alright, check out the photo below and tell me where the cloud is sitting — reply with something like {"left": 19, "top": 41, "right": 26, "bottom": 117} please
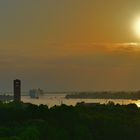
{"left": 0, "top": 42, "right": 140, "bottom": 69}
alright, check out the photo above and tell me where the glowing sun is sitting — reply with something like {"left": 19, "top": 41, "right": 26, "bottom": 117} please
{"left": 133, "top": 18, "right": 140, "bottom": 38}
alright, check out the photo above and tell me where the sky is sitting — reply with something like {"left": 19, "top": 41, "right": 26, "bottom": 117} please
{"left": 1, "top": 0, "right": 140, "bottom": 92}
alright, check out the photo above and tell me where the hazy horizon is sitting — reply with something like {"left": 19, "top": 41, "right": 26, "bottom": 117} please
{"left": 1, "top": 1, "right": 140, "bottom": 91}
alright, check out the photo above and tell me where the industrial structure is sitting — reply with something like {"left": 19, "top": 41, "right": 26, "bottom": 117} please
{"left": 13, "top": 79, "right": 21, "bottom": 102}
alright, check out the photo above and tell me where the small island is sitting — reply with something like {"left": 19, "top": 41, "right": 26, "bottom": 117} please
{"left": 65, "top": 91, "right": 140, "bottom": 100}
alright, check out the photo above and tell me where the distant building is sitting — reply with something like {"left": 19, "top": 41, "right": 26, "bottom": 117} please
{"left": 29, "top": 89, "right": 39, "bottom": 99}
{"left": 13, "top": 79, "right": 21, "bottom": 102}
{"left": 29, "top": 88, "right": 44, "bottom": 99}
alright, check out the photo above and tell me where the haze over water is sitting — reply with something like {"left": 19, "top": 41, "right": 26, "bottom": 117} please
{"left": 21, "top": 93, "right": 140, "bottom": 108}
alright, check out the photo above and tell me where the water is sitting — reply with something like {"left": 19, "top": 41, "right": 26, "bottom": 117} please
{"left": 21, "top": 93, "right": 140, "bottom": 108}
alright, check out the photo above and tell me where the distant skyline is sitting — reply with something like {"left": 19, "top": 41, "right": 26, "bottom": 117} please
{"left": 1, "top": 1, "right": 140, "bottom": 91}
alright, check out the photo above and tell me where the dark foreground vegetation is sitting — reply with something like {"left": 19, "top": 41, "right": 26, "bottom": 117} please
{"left": 0, "top": 102, "right": 140, "bottom": 140}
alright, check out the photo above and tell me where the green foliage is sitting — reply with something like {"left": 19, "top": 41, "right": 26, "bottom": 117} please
{"left": 0, "top": 102, "right": 139, "bottom": 139}
{"left": 20, "top": 127, "right": 40, "bottom": 140}
{"left": 0, "top": 136, "right": 21, "bottom": 140}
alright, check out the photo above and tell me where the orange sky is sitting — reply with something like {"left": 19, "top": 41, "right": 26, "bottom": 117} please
{"left": 1, "top": 1, "right": 140, "bottom": 91}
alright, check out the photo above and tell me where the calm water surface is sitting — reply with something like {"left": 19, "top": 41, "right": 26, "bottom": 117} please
{"left": 21, "top": 93, "right": 140, "bottom": 108}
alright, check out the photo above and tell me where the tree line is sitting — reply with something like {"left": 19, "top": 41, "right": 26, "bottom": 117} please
{"left": 0, "top": 101, "right": 139, "bottom": 140}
